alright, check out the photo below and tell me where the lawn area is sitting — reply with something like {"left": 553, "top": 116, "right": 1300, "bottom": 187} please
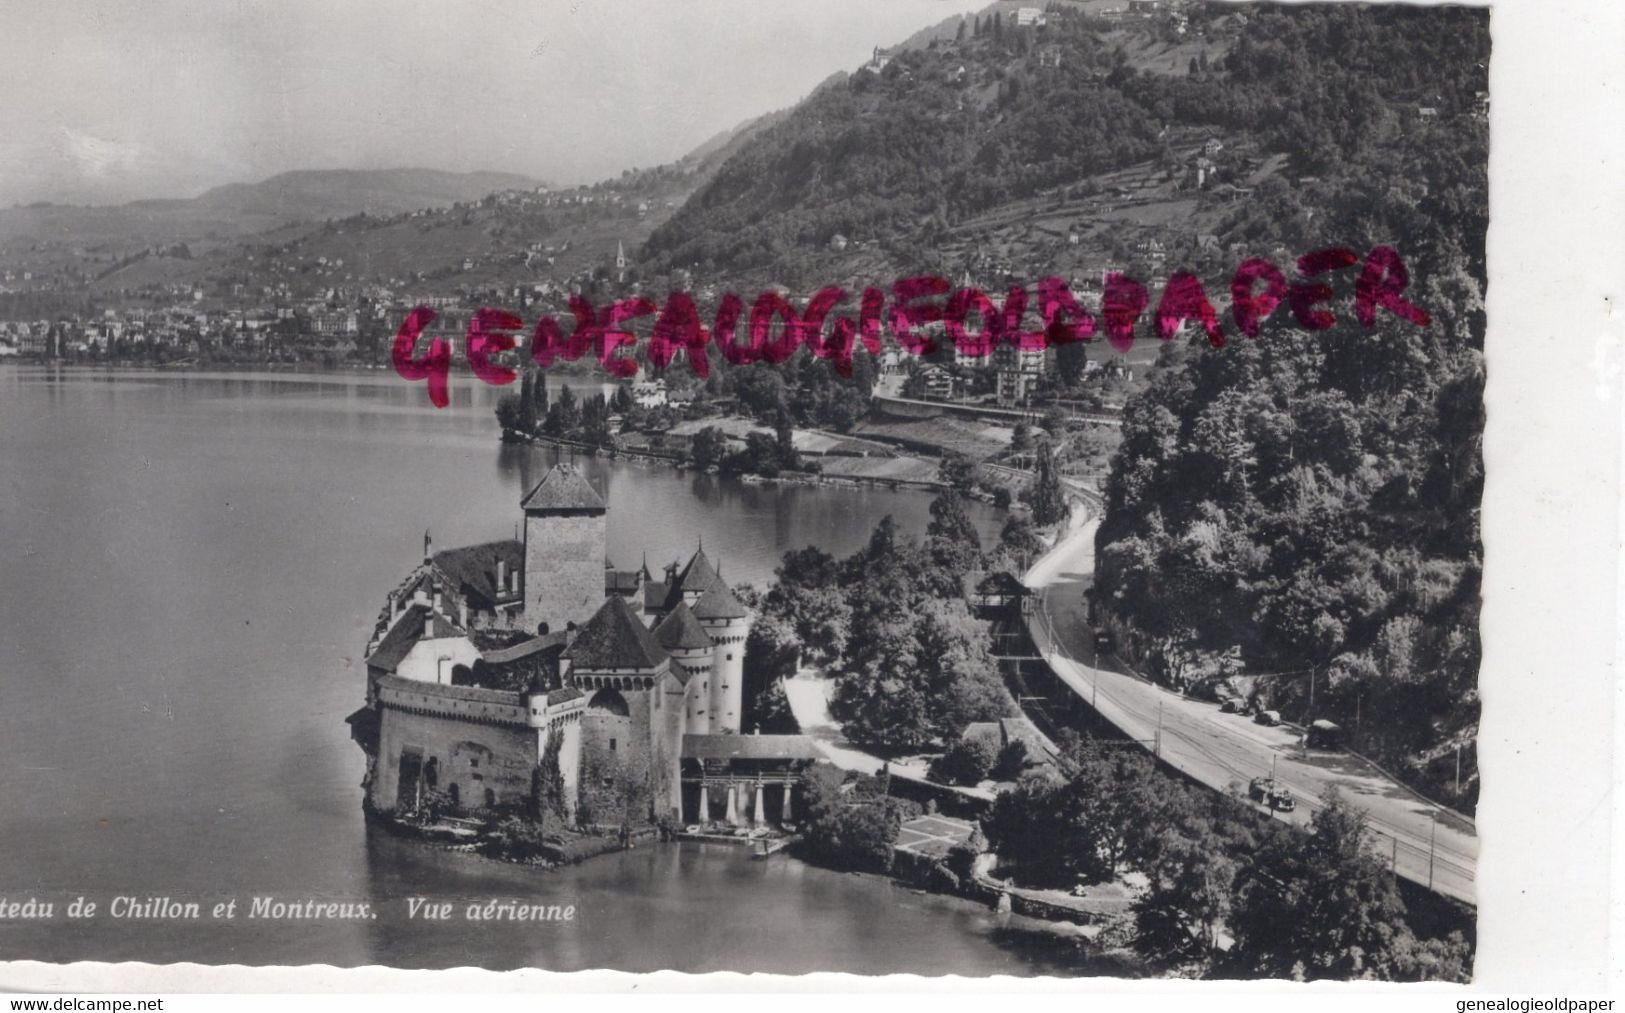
{"left": 895, "top": 813, "right": 976, "bottom": 859}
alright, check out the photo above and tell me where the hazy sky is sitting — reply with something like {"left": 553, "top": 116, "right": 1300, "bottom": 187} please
{"left": 0, "top": 0, "right": 986, "bottom": 206}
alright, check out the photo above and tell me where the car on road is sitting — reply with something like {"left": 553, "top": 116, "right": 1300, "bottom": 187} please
{"left": 1268, "top": 788, "right": 1296, "bottom": 812}
{"left": 1220, "top": 698, "right": 1242, "bottom": 714}
{"left": 1248, "top": 775, "right": 1275, "bottom": 801}
{"left": 1254, "top": 709, "right": 1282, "bottom": 726}
{"left": 1306, "top": 718, "right": 1344, "bottom": 749}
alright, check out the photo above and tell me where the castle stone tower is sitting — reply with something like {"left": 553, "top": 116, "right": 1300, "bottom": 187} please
{"left": 655, "top": 602, "right": 716, "bottom": 736}
{"left": 521, "top": 464, "right": 607, "bottom": 635}
{"left": 693, "top": 582, "right": 750, "bottom": 734}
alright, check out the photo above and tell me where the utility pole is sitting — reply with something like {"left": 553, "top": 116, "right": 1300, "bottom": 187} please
{"left": 1455, "top": 743, "right": 1463, "bottom": 797}
{"left": 1155, "top": 698, "right": 1163, "bottom": 759}
{"left": 1391, "top": 834, "right": 1398, "bottom": 873}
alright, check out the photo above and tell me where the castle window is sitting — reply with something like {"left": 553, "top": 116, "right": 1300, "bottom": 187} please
{"left": 470, "top": 758, "right": 479, "bottom": 769}
{"left": 727, "top": 653, "right": 734, "bottom": 661}
{"left": 484, "top": 788, "right": 496, "bottom": 808}
{"left": 609, "top": 738, "right": 617, "bottom": 752}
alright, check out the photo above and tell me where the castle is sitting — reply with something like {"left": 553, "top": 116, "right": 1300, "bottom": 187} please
{"left": 346, "top": 463, "right": 816, "bottom": 830}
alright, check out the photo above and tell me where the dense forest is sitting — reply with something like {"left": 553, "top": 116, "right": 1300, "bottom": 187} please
{"left": 1091, "top": 9, "right": 1488, "bottom": 806}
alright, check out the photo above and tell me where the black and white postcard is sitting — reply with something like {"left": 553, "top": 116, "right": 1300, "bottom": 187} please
{"left": 0, "top": 0, "right": 1619, "bottom": 996}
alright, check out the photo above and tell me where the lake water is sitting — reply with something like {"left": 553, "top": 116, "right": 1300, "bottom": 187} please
{"left": 0, "top": 365, "right": 1098, "bottom": 975}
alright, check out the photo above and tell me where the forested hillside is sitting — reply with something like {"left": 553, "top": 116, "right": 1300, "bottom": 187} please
{"left": 1090, "top": 8, "right": 1488, "bottom": 808}
{"left": 643, "top": 3, "right": 1487, "bottom": 291}
{"left": 642, "top": 2, "right": 1489, "bottom": 809}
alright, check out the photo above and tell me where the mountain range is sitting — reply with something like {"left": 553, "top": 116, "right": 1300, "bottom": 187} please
{"left": 0, "top": 168, "right": 545, "bottom": 250}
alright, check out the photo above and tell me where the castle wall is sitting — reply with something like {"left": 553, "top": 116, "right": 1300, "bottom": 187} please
{"left": 685, "top": 673, "right": 710, "bottom": 736}
{"left": 396, "top": 635, "right": 481, "bottom": 685}
{"left": 371, "top": 705, "right": 538, "bottom": 815}
{"left": 522, "top": 510, "right": 606, "bottom": 635}
{"left": 556, "top": 720, "right": 581, "bottom": 820}
{"left": 536, "top": 717, "right": 582, "bottom": 822}
{"left": 653, "top": 671, "right": 688, "bottom": 820}
{"left": 576, "top": 686, "right": 654, "bottom": 827}
{"left": 703, "top": 618, "right": 748, "bottom": 734}
{"left": 671, "top": 651, "right": 713, "bottom": 736}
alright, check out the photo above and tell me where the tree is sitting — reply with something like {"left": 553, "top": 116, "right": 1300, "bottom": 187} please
{"left": 556, "top": 384, "right": 580, "bottom": 433}
{"left": 1133, "top": 826, "right": 1236, "bottom": 961}
{"left": 774, "top": 404, "right": 800, "bottom": 470}
{"left": 796, "top": 762, "right": 906, "bottom": 872}
{"left": 495, "top": 393, "right": 525, "bottom": 435}
{"left": 939, "top": 451, "right": 978, "bottom": 494}
{"left": 1056, "top": 341, "right": 1088, "bottom": 389}
{"left": 536, "top": 728, "right": 568, "bottom": 823}
{"left": 1029, "top": 440, "right": 1069, "bottom": 527}
{"left": 926, "top": 490, "right": 982, "bottom": 591}
{"left": 772, "top": 583, "right": 851, "bottom": 667}
{"left": 517, "top": 372, "right": 538, "bottom": 432}
{"left": 744, "top": 612, "right": 800, "bottom": 733}
{"left": 1227, "top": 789, "right": 1417, "bottom": 980}
{"left": 689, "top": 426, "right": 727, "bottom": 469}
{"left": 985, "top": 740, "right": 1184, "bottom": 888}
{"left": 721, "top": 431, "right": 784, "bottom": 477}
{"left": 611, "top": 383, "right": 634, "bottom": 414}
{"left": 1043, "top": 405, "right": 1070, "bottom": 439}
{"left": 832, "top": 598, "right": 1009, "bottom": 749}
{"left": 931, "top": 733, "right": 999, "bottom": 786}
{"left": 1011, "top": 421, "right": 1034, "bottom": 456}
{"left": 997, "top": 512, "right": 1046, "bottom": 570}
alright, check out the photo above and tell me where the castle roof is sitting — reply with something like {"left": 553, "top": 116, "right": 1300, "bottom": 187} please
{"left": 654, "top": 601, "right": 713, "bottom": 652}
{"left": 365, "top": 605, "right": 464, "bottom": 673}
{"left": 691, "top": 581, "right": 748, "bottom": 621}
{"left": 643, "top": 579, "right": 672, "bottom": 612}
{"left": 675, "top": 547, "right": 718, "bottom": 594}
{"left": 430, "top": 539, "right": 523, "bottom": 607}
{"left": 520, "top": 463, "right": 606, "bottom": 513}
{"left": 479, "top": 630, "right": 567, "bottom": 665}
{"left": 642, "top": 547, "right": 738, "bottom": 615}
{"left": 564, "top": 595, "right": 668, "bottom": 671}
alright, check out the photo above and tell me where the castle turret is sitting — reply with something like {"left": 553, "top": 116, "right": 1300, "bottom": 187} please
{"left": 655, "top": 601, "right": 716, "bottom": 736}
{"left": 674, "top": 547, "right": 718, "bottom": 608}
{"left": 520, "top": 464, "right": 607, "bottom": 636}
{"left": 692, "top": 579, "right": 750, "bottom": 734}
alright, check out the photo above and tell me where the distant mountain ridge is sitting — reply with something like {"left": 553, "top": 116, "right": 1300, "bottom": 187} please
{"left": 187, "top": 168, "right": 545, "bottom": 219}
{"left": 0, "top": 168, "right": 546, "bottom": 249}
